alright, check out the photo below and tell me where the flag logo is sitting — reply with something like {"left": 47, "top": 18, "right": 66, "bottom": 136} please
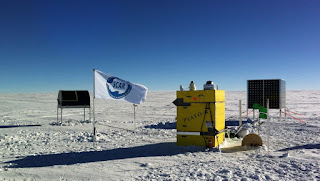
{"left": 106, "top": 77, "right": 132, "bottom": 99}
{"left": 94, "top": 70, "right": 148, "bottom": 104}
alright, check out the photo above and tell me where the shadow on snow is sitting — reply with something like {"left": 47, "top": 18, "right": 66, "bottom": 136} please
{"left": 0, "top": 124, "right": 41, "bottom": 129}
{"left": 278, "top": 143, "right": 320, "bottom": 152}
{"left": 144, "top": 122, "right": 176, "bottom": 129}
{"left": 5, "top": 142, "right": 202, "bottom": 168}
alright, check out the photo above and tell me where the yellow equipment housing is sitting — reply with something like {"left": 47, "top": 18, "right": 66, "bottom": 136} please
{"left": 175, "top": 90, "right": 225, "bottom": 147}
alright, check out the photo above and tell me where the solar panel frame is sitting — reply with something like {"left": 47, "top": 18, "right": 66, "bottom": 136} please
{"left": 247, "top": 79, "right": 286, "bottom": 109}
{"left": 58, "top": 90, "right": 90, "bottom": 108}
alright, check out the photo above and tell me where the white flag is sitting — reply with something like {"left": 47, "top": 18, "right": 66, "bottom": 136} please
{"left": 94, "top": 70, "right": 148, "bottom": 104}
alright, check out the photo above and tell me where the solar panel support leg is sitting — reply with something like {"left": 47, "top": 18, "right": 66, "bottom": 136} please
{"left": 57, "top": 106, "right": 58, "bottom": 123}
{"left": 61, "top": 108, "right": 63, "bottom": 124}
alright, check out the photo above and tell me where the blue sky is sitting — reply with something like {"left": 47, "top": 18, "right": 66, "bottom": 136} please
{"left": 1, "top": 0, "right": 319, "bottom": 93}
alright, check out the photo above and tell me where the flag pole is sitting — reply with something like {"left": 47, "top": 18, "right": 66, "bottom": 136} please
{"left": 93, "top": 69, "right": 96, "bottom": 148}
{"left": 133, "top": 103, "right": 137, "bottom": 146}
{"left": 133, "top": 104, "right": 137, "bottom": 131}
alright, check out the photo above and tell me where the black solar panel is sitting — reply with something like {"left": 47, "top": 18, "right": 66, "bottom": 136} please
{"left": 58, "top": 90, "right": 90, "bottom": 108}
{"left": 247, "top": 79, "right": 286, "bottom": 109}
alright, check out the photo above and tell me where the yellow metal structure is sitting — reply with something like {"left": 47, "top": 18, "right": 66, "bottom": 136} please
{"left": 176, "top": 90, "right": 225, "bottom": 147}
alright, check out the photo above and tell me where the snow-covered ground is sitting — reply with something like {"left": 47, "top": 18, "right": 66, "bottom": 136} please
{"left": 0, "top": 91, "right": 319, "bottom": 180}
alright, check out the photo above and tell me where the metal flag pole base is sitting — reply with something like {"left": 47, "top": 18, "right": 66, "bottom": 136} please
{"left": 133, "top": 103, "right": 138, "bottom": 147}
{"left": 92, "top": 69, "right": 96, "bottom": 149}
{"left": 91, "top": 106, "right": 97, "bottom": 149}
{"left": 133, "top": 104, "right": 138, "bottom": 132}
{"left": 93, "top": 123, "right": 96, "bottom": 148}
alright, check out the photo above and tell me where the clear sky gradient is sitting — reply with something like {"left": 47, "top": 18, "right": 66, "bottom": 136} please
{"left": 1, "top": 0, "right": 319, "bottom": 93}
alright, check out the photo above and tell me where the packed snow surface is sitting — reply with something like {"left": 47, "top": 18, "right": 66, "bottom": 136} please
{"left": 0, "top": 91, "right": 319, "bottom": 180}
